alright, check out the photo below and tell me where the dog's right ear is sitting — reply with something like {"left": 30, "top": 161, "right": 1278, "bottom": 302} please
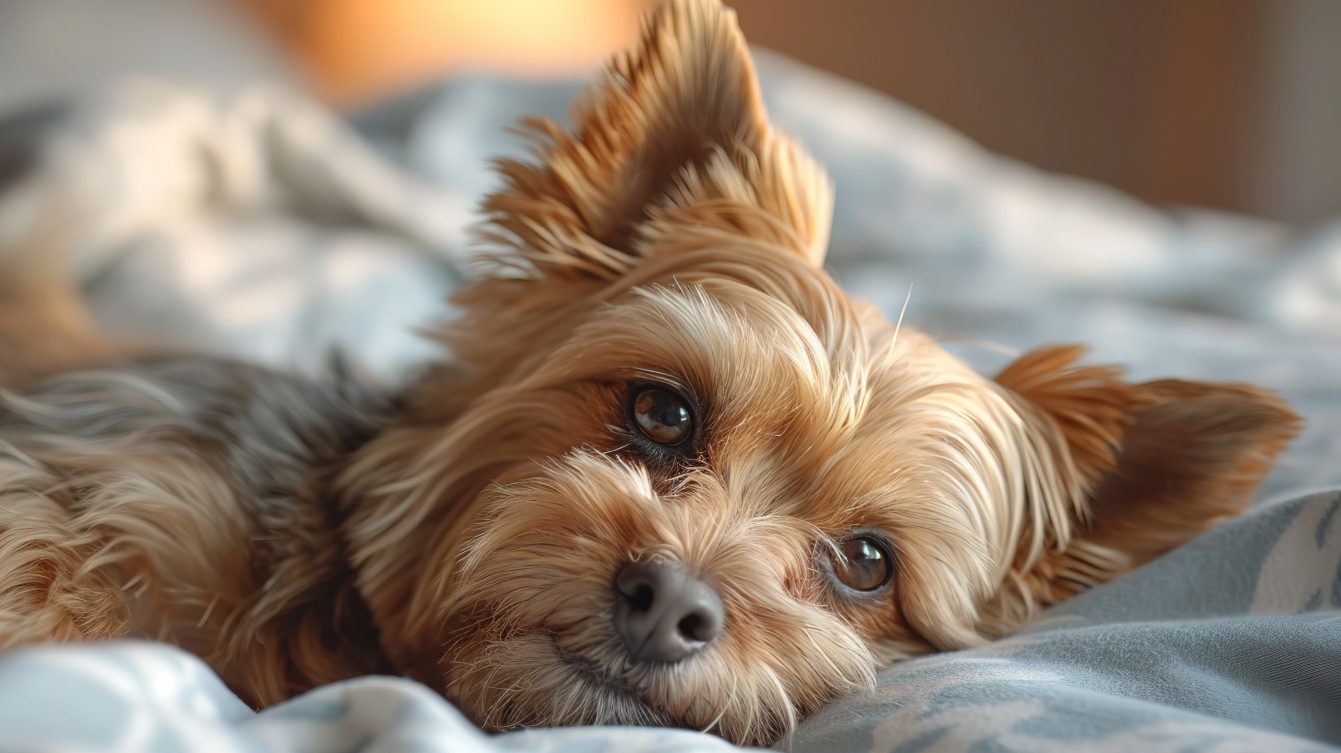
{"left": 481, "top": 0, "right": 832, "bottom": 278}
{"left": 984, "top": 346, "right": 1300, "bottom": 630}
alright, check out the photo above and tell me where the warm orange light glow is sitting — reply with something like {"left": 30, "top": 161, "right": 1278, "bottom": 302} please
{"left": 251, "top": 0, "right": 650, "bottom": 105}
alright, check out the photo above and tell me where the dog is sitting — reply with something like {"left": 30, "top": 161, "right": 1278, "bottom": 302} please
{"left": 0, "top": 0, "right": 1300, "bottom": 745}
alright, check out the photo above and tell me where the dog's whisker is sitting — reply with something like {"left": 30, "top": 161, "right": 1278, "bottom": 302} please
{"left": 889, "top": 282, "right": 914, "bottom": 353}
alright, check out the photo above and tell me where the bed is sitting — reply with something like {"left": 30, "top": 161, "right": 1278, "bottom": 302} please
{"left": 0, "top": 50, "right": 1338, "bottom": 753}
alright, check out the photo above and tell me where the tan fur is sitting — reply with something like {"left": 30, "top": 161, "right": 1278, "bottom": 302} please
{"left": 0, "top": 0, "right": 1300, "bottom": 746}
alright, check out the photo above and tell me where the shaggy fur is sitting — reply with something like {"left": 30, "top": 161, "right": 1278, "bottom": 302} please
{"left": 0, "top": 0, "right": 1299, "bottom": 745}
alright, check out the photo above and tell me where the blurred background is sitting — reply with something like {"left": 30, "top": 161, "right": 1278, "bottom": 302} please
{"left": 1, "top": 0, "right": 1339, "bottom": 224}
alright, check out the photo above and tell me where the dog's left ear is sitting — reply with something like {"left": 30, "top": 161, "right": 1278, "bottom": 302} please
{"left": 987, "top": 346, "right": 1300, "bottom": 625}
{"left": 482, "top": 0, "right": 832, "bottom": 277}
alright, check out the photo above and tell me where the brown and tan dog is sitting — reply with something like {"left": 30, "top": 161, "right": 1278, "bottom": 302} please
{"left": 0, "top": 0, "right": 1298, "bottom": 745}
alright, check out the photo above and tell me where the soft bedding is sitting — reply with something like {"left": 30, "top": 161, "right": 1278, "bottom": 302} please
{"left": 0, "top": 54, "right": 1338, "bottom": 752}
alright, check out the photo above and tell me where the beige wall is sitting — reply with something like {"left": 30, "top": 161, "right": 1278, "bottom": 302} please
{"left": 727, "top": 0, "right": 1341, "bottom": 223}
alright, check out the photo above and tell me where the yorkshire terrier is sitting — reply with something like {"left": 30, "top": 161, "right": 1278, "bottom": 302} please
{"left": 0, "top": 0, "right": 1299, "bottom": 745}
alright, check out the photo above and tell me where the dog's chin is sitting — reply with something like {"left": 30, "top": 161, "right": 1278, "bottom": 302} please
{"left": 445, "top": 628, "right": 679, "bottom": 734}
{"left": 549, "top": 638, "right": 678, "bottom": 728}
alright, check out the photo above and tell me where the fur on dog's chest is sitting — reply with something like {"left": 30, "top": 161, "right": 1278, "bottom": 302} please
{"left": 0, "top": 356, "right": 394, "bottom": 703}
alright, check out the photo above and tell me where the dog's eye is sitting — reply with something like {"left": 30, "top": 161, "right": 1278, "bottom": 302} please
{"left": 830, "top": 536, "right": 894, "bottom": 592}
{"left": 631, "top": 386, "right": 694, "bottom": 446}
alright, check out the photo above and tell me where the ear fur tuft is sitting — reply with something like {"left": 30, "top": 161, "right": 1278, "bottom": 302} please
{"left": 480, "top": 0, "right": 831, "bottom": 279}
{"left": 988, "top": 345, "right": 1300, "bottom": 626}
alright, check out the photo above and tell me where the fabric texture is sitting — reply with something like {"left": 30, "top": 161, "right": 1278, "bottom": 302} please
{"left": 0, "top": 53, "right": 1338, "bottom": 752}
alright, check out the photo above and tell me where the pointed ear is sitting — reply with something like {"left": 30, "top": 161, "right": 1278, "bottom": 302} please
{"left": 481, "top": 0, "right": 832, "bottom": 278}
{"left": 989, "top": 346, "right": 1300, "bottom": 619}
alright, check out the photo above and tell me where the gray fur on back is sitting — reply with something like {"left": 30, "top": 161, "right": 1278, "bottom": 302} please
{"left": 2, "top": 355, "right": 394, "bottom": 506}
{"left": 0, "top": 355, "right": 398, "bottom": 687}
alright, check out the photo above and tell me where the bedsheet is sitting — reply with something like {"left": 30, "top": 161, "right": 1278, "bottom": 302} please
{"left": 0, "top": 53, "right": 1338, "bottom": 752}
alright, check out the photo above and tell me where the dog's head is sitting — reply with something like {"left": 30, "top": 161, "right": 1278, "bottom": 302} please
{"left": 341, "top": 0, "right": 1299, "bottom": 744}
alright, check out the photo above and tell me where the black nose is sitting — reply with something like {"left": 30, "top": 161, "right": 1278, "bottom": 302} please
{"left": 613, "top": 561, "right": 725, "bottom": 664}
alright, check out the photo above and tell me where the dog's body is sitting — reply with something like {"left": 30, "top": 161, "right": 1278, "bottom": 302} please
{"left": 0, "top": 0, "right": 1300, "bottom": 745}
{"left": 0, "top": 357, "right": 394, "bottom": 700}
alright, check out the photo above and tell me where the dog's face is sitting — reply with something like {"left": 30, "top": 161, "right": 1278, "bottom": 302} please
{"left": 339, "top": 0, "right": 1299, "bottom": 745}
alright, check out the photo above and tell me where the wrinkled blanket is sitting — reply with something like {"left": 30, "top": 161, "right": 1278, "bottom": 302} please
{"left": 0, "top": 53, "right": 1338, "bottom": 752}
